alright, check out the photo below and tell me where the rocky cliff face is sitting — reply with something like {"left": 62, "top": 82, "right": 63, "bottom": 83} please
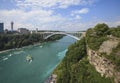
{"left": 87, "top": 37, "right": 120, "bottom": 83}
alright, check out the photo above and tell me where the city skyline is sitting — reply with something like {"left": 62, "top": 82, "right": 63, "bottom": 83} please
{"left": 0, "top": 0, "right": 120, "bottom": 31}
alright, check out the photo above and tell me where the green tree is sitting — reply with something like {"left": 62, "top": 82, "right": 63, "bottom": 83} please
{"left": 94, "top": 23, "right": 109, "bottom": 36}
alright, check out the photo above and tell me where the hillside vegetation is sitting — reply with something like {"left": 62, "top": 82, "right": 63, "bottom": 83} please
{"left": 86, "top": 24, "right": 120, "bottom": 51}
{"left": 53, "top": 37, "right": 112, "bottom": 83}
{"left": 86, "top": 23, "right": 120, "bottom": 71}
{"left": 53, "top": 23, "right": 120, "bottom": 83}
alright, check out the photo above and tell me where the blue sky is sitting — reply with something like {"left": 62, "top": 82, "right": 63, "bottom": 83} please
{"left": 0, "top": 0, "right": 120, "bottom": 31}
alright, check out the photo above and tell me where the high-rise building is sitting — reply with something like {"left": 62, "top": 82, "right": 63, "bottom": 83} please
{"left": 0, "top": 23, "right": 4, "bottom": 33}
{"left": 11, "top": 21, "right": 14, "bottom": 32}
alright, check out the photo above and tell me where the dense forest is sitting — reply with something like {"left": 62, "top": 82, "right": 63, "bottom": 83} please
{"left": 0, "top": 33, "right": 64, "bottom": 51}
{"left": 53, "top": 23, "right": 120, "bottom": 83}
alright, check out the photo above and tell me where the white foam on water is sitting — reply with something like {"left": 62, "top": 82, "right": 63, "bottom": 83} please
{"left": 40, "top": 46, "right": 43, "bottom": 48}
{"left": 45, "top": 49, "right": 68, "bottom": 78}
{"left": 9, "top": 54, "right": 12, "bottom": 56}
{"left": 3, "top": 57, "right": 8, "bottom": 61}
{"left": 13, "top": 50, "right": 25, "bottom": 55}
{"left": 8, "top": 53, "right": 13, "bottom": 57}
{"left": 1, "top": 53, "right": 13, "bottom": 61}
{"left": 57, "top": 49, "right": 68, "bottom": 59}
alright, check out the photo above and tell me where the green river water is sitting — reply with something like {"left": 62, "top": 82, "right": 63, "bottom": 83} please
{"left": 0, "top": 36, "right": 76, "bottom": 83}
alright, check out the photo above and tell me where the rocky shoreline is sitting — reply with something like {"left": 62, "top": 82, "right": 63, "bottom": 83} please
{"left": 44, "top": 74, "right": 57, "bottom": 83}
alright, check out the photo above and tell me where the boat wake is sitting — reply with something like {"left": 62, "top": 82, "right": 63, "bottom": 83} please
{"left": 3, "top": 57, "right": 8, "bottom": 61}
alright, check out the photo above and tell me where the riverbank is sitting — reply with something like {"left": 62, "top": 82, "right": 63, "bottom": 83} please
{"left": 44, "top": 74, "right": 57, "bottom": 83}
{"left": 0, "top": 42, "right": 42, "bottom": 54}
{"left": 0, "top": 34, "right": 64, "bottom": 53}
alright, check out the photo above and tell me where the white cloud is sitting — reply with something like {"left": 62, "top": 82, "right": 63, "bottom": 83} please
{"left": 16, "top": 0, "right": 79, "bottom": 9}
{"left": 75, "top": 15, "right": 81, "bottom": 19}
{"left": 1, "top": 8, "right": 119, "bottom": 31}
{"left": 0, "top": 9, "right": 65, "bottom": 30}
{"left": 113, "top": 21, "right": 120, "bottom": 26}
{"left": 0, "top": 0, "right": 98, "bottom": 31}
{"left": 71, "top": 8, "right": 89, "bottom": 15}
{"left": 60, "top": 22, "right": 85, "bottom": 31}
{"left": 16, "top": 0, "right": 96, "bottom": 9}
{"left": 104, "top": 21, "right": 120, "bottom": 27}
{"left": 71, "top": 8, "right": 89, "bottom": 20}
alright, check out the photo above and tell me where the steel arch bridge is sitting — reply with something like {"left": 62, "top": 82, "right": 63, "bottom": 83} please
{"left": 44, "top": 32, "right": 81, "bottom": 40}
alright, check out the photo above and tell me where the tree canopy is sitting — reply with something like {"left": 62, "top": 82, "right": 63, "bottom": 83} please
{"left": 94, "top": 23, "right": 109, "bottom": 36}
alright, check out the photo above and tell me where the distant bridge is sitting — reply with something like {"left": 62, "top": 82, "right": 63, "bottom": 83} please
{"left": 44, "top": 32, "right": 80, "bottom": 40}
{"left": 36, "top": 31, "right": 84, "bottom": 40}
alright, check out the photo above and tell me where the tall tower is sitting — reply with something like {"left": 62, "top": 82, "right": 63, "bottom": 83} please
{"left": 11, "top": 21, "right": 14, "bottom": 32}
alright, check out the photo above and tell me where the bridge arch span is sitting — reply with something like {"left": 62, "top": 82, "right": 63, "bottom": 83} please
{"left": 44, "top": 32, "right": 80, "bottom": 40}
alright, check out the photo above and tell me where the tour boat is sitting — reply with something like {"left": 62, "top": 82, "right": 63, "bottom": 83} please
{"left": 26, "top": 55, "right": 33, "bottom": 63}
